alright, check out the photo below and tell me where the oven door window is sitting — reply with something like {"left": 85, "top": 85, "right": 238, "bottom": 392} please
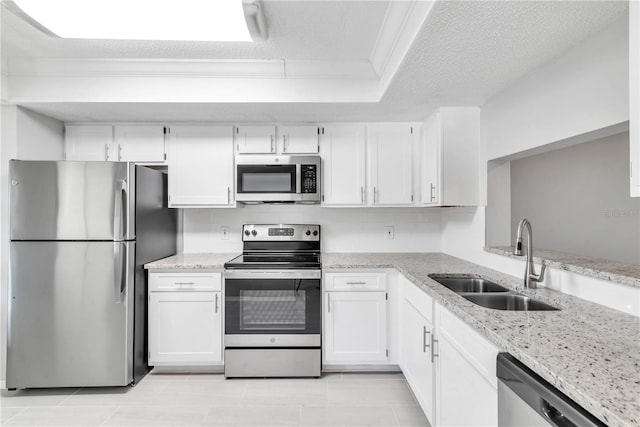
{"left": 237, "top": 165, "right": 297, "bottom": 193}
{"left": 225, "top": 279, "right": 321, "bottom": 334}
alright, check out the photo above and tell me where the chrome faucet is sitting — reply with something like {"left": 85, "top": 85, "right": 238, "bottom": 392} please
{"left": 514, "top": 218, "right": 546, "bottom": 289}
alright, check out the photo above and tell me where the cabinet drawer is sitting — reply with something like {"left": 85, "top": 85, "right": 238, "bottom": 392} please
{"left": 149, "top": 272, "right": 222, "bottom": 291}
{"left": 324, "top": 272, "right": 387, "bottom": 291}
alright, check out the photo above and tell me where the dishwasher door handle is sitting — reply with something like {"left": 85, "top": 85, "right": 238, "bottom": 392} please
{"left": 541, "top": 400, "right": 577, "bottom": 427}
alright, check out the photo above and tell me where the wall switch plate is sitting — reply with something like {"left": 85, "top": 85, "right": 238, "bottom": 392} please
{"left": 385, "top": 226, "right": 394, "bottom": 240}
{"left": 221, "top": 226, "right": 230, "bottom": 240}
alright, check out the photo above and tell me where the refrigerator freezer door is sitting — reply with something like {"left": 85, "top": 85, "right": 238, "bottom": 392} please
{"left": 9, "top": 160, "right": 135, "bottom": 241}
{"left": 7, "top": 241, "right": 135, "bottom": 388}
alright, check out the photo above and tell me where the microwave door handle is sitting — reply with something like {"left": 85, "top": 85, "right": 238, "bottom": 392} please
{"left": 296, "top": 164, "right": 302, "bottom": 194}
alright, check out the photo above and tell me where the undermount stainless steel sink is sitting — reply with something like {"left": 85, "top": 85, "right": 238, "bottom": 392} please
{"left": 429, "top": 274, "right": 559, "bottom": 311}
{"left": 462, "top": 294, "right": 559, "bottom": 311}
{"left": 429, "top": 275, "right": 510, "bottom": 293}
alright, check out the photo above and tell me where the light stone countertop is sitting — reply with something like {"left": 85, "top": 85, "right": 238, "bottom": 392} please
{"left": 485, "top": 246, "right": 640, "bottom": 288}
{"left": 145, "top": 252, "right": 640, "bottom": 427}
{"left": 145, "top": 253, "right": 239, "bottom": 269}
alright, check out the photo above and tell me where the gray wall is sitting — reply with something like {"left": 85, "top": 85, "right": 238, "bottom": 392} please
{"left": 510, "top": 131, "right": 640, "bottom": 264}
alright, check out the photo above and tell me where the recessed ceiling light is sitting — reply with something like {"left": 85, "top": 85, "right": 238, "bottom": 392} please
{"left": 10, "top": 0, "right": 258, "bottom": 41}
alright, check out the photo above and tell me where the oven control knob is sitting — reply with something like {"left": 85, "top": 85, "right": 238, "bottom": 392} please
{"left": 251, "top": 230, "right": 257, "bottom": 236}
{"left": 305, "top": 230, "right": 311, "bottom": 236}
{"left": 244, "top": 230, "right": 250, "bottom": 236}
{"left": 312, "top": 230, "right": 318, "bottom": 236}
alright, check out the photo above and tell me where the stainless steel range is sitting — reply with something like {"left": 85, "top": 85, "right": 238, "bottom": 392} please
{"left": 223, "top": 224, "right": 321, "bottom": 378}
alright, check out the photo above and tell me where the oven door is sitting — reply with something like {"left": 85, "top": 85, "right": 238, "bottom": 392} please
{"left": 224, "top": 270, "right": 321, "bottom": 347}
{"left": 236, "top": 164, "right": 298, "bottom": 201}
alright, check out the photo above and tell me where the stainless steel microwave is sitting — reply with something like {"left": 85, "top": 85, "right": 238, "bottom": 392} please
{"left": 235, "top": 155, "right": 321, "bottom": 204}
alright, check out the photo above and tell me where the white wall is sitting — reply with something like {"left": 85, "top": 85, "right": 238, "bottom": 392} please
{"left": 510, "top": 132, "right": 639, "bottom": 264}
{"left": 441, "top": 15, "right": 640, "bottom": 316}
{"left": 182, "top": 205, "right": 442, "bottom": 253}
{"left": 0, "top": 106, "right": 64, "bottom": 383}
{"left": 483, "top": 15, "right": 629, "bottom": 162}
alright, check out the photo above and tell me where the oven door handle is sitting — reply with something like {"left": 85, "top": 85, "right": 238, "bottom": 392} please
{"left": 224, "top": 270, "right": 321, "bottom": 280}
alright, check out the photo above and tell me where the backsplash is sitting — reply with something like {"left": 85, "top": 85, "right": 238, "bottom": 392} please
{"left": 181, "top": 205, "right": 442, "bottom": 253}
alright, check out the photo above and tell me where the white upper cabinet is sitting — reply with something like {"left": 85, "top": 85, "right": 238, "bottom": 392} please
{"left": 114, "top": 125, "right": 166, "bottom": 162}
{"left": 65, "top": 124, "right": 166, "bottom": 163}
{"left": 320, "top": 125, "right": 367, "bottom": 205}
{"left": 369, "top": 124, "right": 414, "bottom": 206}
{"left": 167, "top": 125, "right": 235, "bottom": 207}
{"left": 65, "top": 125, "right": 113, "bottom": 161}
{"left": 235, "top": 125, "right": 276, "bottom": 154}
{"left": 421, "top": 107, "right": 480, "bottom": 206}
{"left": 631, "top": 1, "right": 639, "bottom": 197}
{"left": 278, "top": 125, "right": 319, "bottom": 154}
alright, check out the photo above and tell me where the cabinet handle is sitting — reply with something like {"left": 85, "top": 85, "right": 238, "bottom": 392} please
{"left": 105, "top": 144, "right": 110, "bottom": 161}
{"left": 373, "top": 186, "right": 377, "bottom": 204}
{"left": 423, "top": 326, "right": 430, "bottom": 353}
{"left": 361, "top": 186, "right": 364, "bottom": 204}
{"left": 430, "top": 184, "right": 436, "bottom": 202}
{"left": 283, "top": 135, "right": 288, "bottom": 153}
{"left": 227, "top": 187, "right": 231, "bottom": 204}
{"left": 118, "top": 144, "right": 123, "bottom": 161}
{"left": 215, "top": 293, "right": 219, "bottom": 313}
{"left": 346, "top": 281, "right": 366, "bottom": 285}
{"left": 271, "top": 135, "right": 275, "bottom": 153}
{"left": 431, "top": 333, "right": 438, "bottom": 363}
{"left": 175, "top": 281, "right": 195, "bottom": 286}
{"left": 327, "top": 294, "right": 331, "bottom": 312}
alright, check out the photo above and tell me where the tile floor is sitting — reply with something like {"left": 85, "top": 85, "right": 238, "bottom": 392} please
{"left": 0, "top": 371, "right": 430, "bottom": 427}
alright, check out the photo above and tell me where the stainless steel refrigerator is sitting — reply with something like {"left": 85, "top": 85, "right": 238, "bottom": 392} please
{"left": 7, "top": 160, "right": 176, "bottom": 389}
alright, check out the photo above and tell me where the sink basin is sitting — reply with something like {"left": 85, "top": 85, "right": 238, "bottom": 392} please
{"left": 462, "top": 294, "right": 559, "bottom": 311}
{"left": 429, "top": 275, "right": 509, "bottom": 293}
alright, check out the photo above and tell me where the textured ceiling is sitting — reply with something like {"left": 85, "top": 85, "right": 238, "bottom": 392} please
{"left": 1, "top": 1, "right": 389, "bottom": 59}
{"left": 2, "top": 0, "right": 630, "bottom": 122}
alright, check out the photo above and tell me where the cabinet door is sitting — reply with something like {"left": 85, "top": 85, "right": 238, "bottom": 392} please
{"left": 319, "top": 125, "right": 366, "bottom": 205}
{"left": 421, "top": 112, "right": 441, "bottom": 206}
{"left": 402, "top": 299, "right": 435, "bottom": 423}
{"left": 64, "top": 125, "right": 113, "bottom": 161}
{"left": 235, "top": 125, "right": 276, "bottom": 154}
{"left": 168, "top": 125, "right": 234, "bottom": 207}
{"left": 279, "top": 125, "right": 319, "bottom": 154}
{"left": 114, "top": 125, "right": 165, "bottom": 162}
{"left": 324, "top": 291, "right": 387, "bottom": 363}
{"left": 369, "top": 124, "right": 413, "bottom": 205}
{"left": 148, "top": 291, "right": 222, "bottom": 365}
{"left": 435, "top": 303, "right": 499, "bottom": 427}
{"left": 435, "top": 335, "right": 497, "bottom": 426}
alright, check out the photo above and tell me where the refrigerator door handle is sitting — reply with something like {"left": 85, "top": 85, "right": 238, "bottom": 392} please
{"left": 114, "top": 243, "right": 128, "bottom": 303}
{"left": 113, "top": 179, "right": 128, "bottom": 240}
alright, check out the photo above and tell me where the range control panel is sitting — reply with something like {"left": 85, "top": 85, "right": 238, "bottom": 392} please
{"left": 242, "top": 224, "right": 320, "bottom": 241}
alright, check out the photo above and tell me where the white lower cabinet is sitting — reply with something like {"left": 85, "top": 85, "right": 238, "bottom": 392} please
{"left": 148, "top": 271, "right": 223, "bottom": 366}
{"left": 323, "top": 271, "right": 388, "bottom": 365}
{"left": 400, "top": 276, "right": 500, "bottom": 426}
{"left": 401, "top": 275, "right": 435, "bottom": 421}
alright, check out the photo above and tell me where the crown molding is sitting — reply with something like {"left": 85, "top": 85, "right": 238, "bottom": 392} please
{"left": 7, "top": 57, "right": 377, "bottom": 80}
{"left": 370, "top": 1, "right": 435, "bottom": 88}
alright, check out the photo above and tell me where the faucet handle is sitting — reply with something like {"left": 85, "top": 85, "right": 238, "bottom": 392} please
{"left": 531, "top": 261, "right": 547, "bottom": 284}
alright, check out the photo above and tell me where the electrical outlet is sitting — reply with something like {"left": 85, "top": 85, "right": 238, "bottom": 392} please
{"left": 221, "top": 226, "right": 230, "bottom": 240}
{"left": 385, "top": 226, "right": 394, "bottom": 240}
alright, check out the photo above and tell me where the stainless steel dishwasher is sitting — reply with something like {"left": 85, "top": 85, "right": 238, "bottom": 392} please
{"left": 497, "top": 353, "right": 606, "bottom": 427}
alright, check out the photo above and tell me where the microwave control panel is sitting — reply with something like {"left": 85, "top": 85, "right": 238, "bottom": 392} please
{"left": 302, "top": 165, "right": 317, "bottom": 193}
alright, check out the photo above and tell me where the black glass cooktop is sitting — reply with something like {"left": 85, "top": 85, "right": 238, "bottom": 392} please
{"left": 224, "top": 253, "right": 321, "bottom": 270}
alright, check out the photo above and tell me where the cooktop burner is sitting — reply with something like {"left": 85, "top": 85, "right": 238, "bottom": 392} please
{"left": 224, "top": 224, "right": 321, "bottom": 270}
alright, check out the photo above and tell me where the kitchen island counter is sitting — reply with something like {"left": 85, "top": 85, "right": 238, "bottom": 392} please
{"left": 323, "top": 252, "right": 639, "bottom": 427}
